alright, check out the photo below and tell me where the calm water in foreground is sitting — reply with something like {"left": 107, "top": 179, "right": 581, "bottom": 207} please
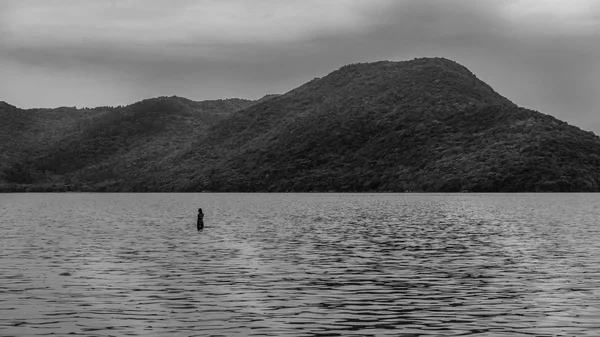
{"left": 1, "top": 193, "right": 600, "bottom": 336}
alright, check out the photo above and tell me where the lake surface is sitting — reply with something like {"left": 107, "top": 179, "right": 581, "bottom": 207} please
{"left": 1, "top": 193, "right": 600, "bottom": 336}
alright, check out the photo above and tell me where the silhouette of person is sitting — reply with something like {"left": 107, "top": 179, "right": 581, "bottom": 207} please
{"left": 197, "top": 208, "right": 204, "bottom": 230}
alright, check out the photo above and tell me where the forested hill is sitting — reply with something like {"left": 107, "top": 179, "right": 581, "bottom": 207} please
{"left": 3, "top": 57, "right": 600, "bottom": 192}
{"left": 0, "top": 96, "right": 259, "bottom": 191}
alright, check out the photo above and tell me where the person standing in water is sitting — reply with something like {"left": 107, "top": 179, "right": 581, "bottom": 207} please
{"left": 197, "top": 208, "right": 204, "bottom": 230}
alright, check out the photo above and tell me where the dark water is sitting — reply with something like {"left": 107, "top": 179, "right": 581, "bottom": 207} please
{"left": 1, "top": 193, "right": 600, "bottom": 336}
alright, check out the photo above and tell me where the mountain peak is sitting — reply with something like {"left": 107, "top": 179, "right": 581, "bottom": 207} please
{"left": 0, "top": 101, "right": 18, "bottom": 110}
{"left": 281, "top": 57, "right": 513, "bottom": 114}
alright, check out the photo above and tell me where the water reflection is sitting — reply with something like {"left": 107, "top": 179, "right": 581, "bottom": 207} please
{"left": 1, "top": 193, "right": 600, "bottom": 336}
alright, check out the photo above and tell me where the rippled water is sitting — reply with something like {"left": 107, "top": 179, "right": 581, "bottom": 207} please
{"left": 1, "top": 193, "right": 600, "bottom": 336}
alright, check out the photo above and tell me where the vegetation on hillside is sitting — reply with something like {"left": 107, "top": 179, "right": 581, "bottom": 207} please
{"left": 0, "top": 96, "right": 257, "bottom": 191}
{"left": 2, "top": 58, "right": 599, "bottom": 192}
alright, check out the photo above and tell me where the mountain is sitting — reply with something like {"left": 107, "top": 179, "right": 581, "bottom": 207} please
{"left": 0, "top": 96, "right": 257, "bottom": 191}
{"left": 2, "top": 57, "right": 600, "bottom": 192}
{"left": 0, "top": 101, "right": 104, "bottom": 185}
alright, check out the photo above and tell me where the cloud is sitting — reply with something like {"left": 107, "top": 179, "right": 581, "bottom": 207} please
{"left": 0, "top": 0, "right": 394, "bottom": 88}
{"left": 0, "top": 0, "right": 598, "bottom": 132}
{"left": 505, "top": 0, "right": 599, "bottom": 33}
{"left": 1, "top": 0, "right": 388, "bottom": 51}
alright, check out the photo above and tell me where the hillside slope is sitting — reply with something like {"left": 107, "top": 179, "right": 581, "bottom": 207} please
{"left": 145, "top": 58, "right": 600, "bottom": 192}
{"left": 0, "top": 96, "right": 257, "bottom": 191}
{"left": 0, "top": 102, "right": 107, "bottom": 185}
{"left": 3, "top": 57, "right": 600, "bottom": 192}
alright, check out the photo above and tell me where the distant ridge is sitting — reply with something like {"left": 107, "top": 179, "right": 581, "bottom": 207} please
{"left": 2, "top": 57, "right": 600, "bottom": 192}
{"left": 0, "top": 96, "right": 258, "bottom": 190}
{"left": 256, "top": 94, "right": 281, "bottom": 104}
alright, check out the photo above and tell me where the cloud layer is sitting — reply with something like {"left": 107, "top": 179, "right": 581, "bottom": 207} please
{"left": 1, "top": 0, "right": 598, "bottom": 132}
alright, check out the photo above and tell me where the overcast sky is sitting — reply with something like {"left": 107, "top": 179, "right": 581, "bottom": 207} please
{"left": 1, "top": 0, "right": 598, "bottom": 132}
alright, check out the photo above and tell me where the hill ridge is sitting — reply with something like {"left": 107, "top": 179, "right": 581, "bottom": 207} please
{"left": 2, "top": 57, "right": 600, "bottom": 192}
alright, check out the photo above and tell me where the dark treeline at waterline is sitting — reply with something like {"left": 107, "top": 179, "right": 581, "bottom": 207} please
{"left": 2, "top": 58, "right": 600, "bottom": 192}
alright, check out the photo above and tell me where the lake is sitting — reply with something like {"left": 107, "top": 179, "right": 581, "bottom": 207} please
{"left": 1, "top": 193, "right": 600, "bottom": 336}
